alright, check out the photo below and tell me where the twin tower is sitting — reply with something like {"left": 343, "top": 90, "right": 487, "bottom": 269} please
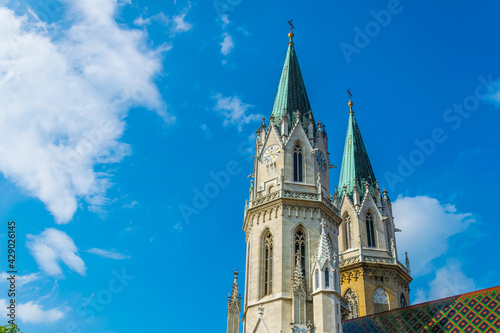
{"left": 226, "top": 30, "right": 412, "bottom": 333}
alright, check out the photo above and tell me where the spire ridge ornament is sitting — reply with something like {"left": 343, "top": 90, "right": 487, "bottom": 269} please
{"left": 347, "top": 89, "right": 354, "bottom": 114}
{"left": 288, "top": 19, "right": 295, "bottom": 44}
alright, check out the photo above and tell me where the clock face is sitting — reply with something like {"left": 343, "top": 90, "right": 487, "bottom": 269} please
{"left": 263, "top": 145, "right": 281, "bottom": 164}
{"left": 315, "top": 150, "right": 327, "bottom": 171}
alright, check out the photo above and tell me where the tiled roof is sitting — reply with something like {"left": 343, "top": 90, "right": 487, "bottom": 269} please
{"left": 271, "top": 41, "right": 314, "bottom": 130}
{"left": 338, "top": 111, "right": 377, "bottom": 198}
{"left": 343, "top": 286, "right": 500, "bottom": 333}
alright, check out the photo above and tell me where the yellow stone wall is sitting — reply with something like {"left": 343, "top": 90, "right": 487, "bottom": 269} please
{"left": 340, "top": 262, "right": 411, "bottom": 317}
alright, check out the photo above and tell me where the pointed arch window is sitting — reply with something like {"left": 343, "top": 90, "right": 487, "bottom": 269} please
{"left": 293, "top": 144, "right": 303, "bottom": 182}
{"left": 315, "top": 269, "right": 319, "bottom": 290}
{"left": 294, "top": 229, "right": 306, "bottom": 276}
{"left": 400, "top": 294, "right": 407, "bottom": 308}
{"left": 263, "top": 231, "right": 273, "bottom": 296}
{"left": 366, "top": 212, "right": 376, "bottom": 247}
{"left": 344, "top": 215, "right": 353, "bottom": 250}
{"left": 373, "top": 287, "right": 389, "bottom": 313}
{"left": 344, "top": 289, "right": 359, "bottom": 320}
{"left": 324, "top": 268, "right": 330, "bottom": 288}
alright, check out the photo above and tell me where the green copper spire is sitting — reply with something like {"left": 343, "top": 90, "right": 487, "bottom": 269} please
{"left": 338, "top": 98, "right": 377, "bottom": 198}
{"left": 270, "top": 26, "right": 314, "bottom": 129}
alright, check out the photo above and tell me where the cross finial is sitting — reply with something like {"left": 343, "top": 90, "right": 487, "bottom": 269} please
{"left": 288, "top": 20, "right": 295, "bottom": 44}
{"left": 347, "top": 89, "right": 354, "bottom": 114}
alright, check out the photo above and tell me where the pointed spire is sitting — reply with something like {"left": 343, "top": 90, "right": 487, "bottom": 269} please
{"left": 226, "top": 270, "right": 241, "bottom": 333}
{"left": 227, "top": 269, "right": 241, "bottom": 313}
{"left": 314, "top": 220, "right": 333, "bottom": 269}
{"left": 405, "top": 252, "right": 411, "bottom": 272}
{"left": 270, "top": 23, "right": 314, "bottom": 132}
{"left": 292, "top": 250, "right": 306, "bottom": 294}
{"left": 338, "top": 91, "right": 377, "bottom": 199}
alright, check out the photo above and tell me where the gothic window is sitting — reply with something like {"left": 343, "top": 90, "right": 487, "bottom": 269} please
{"left": 366, "top": 212, "right": 376, "bottom": 247}
{"left": 344, "top": 215, "right": 353, "bottom": 250}
{"left": 315, "top": 269, "right": 319, "bottom": 290}
{"left": 294, "top": 229, "right": 306, "bottom": 276}
{"left": 373, "top": 287, "right": 389, "bottom": 313}
{"left": 293, "top": 144, "right": 303, "bottom": 182}
{"left": 344, "top": 289, "right": 359, "bottom": 319}
{"left": 400, "top": 294, "right": 407, "bottom": 308}
{"left": 263, "top": 230, "right": 273, "bottom": 296}
{"left": 324, "top": 268, "right": 330, "bottom": 288}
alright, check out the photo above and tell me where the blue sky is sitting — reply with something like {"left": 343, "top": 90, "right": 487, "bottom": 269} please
{"left": 0, "top": 0, "right": 499, "bottom": 332}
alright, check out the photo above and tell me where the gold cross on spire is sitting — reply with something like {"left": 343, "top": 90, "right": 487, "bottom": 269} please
{"left": 347, "top": 89, "right": 354, "bottom": 114}
{"left": 288, "top": 20, "right": 295, "bottom": 44}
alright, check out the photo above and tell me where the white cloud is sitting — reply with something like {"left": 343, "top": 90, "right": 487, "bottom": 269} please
{"left": 213, "top": 93, "right": 261, "bottom": 131}
{"left": 87, "top": 248, "right": 130, "bottom": 260}
{"left": 171, "top": 10, "right": 192, "bottom": 33}
{"left": 0, "top": 299, "right": 65, "bottom": 323}
{"left": 27, "top": 228, "right": 86, "bottom": 276}
{"left": 220, "top": 32, "right": 234, "bottom": 56}
{"left": 220, "top": 14, "right": 230, "bottom": 29}
{"left": 0, "top": 1, "right": 171, "bottom": 223}
{"left": 0, "top": 272, "right": 40, "bottom": 287}
{"left": 393, "top": 196, "right": 474, "bottom": 276}
{"left": 133, "top": 12, "right": 170, "bottom": 27}
{"left": 413, "top": 259, "right": 476, "bottom": 304}
{"left": 133, "top": 16, "right": 151, "bottom": 26}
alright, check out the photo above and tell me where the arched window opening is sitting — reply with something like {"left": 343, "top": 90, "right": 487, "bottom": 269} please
{"left": 344, "top": 215, "right": 353, "bottom": 250}
{"left": 344, "top": 289, "right": 359, "bottom": 320}
{"left": 293, "top": 144, "right": 303, "bottom": 182}
{"left": 325, "top": 268, "right": 330, "bottom": 288}
{"left": 294, "top": 229, "right": 306, "bottom": 276}
{"left": 373, "top": 288, "right": 389, "bottom": 313}
{"left": 400, "top": 294, "right": 407, "bottom": 308}
{"left": 315, "top": 270, "right": 319, "bottom": 290}
{"left": 263, "top": 231, "right": 273, "bottom": 296}
{"left": 366, "top": 212, "right": 376, "bottom": 247}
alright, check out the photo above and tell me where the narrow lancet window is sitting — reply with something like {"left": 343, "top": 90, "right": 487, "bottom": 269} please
{"left": 344, "top": 215, "right": 353, "bottom": 250}
{"left": 293, "top": 144, "right": 303, "bottom": 182}
{"left": 366, "top": 212, "right": 376, "bottom": 247}
{"left": 263, "top": 231, "right": 273, "bottom": 296}
{"left": 294, "top": 229, "right": 306, "bottom": 276}
{"left": 325, "top": 268, "right": 330, "bottom": 288}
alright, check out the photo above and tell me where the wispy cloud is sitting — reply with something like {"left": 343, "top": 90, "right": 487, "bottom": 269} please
{"left": 27, "top": 228, "right": 86, "bottom": 277}
{"left": 220, "top": 32, "right": 234, "bottom": 56}
{"left": 393, "top": 196, "right": 474, "bottom": 276}
{"left": 220, "top": 14, "right": 230, "bottom": 29}
{"left": 413, "top": 259, "right": 476, "bottom": 304}
{"left": 0, "top": 298, "right": 65, "bottom": 324}
{"left": 213, "top": 93, "right": 262, "bottom": 131}
{"left": 171, "top": 10, "right": 192, "bottom": 34}
{"left": 0, "top": 272, "right": 40, "bottom": 287}
{"left": 87, "top": 248, "right": 130, "bottom": 260}
{"left": 133, "top": 12, "right": 170, "bottom": 27}
{"left": 0, "top": 1, "right": 171, "bottom": 223}
{"left": 200, "top": 123, "right": 212, "bottom": 138}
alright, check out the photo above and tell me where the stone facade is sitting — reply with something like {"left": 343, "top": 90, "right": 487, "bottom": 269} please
{"left": 226, "top": 29, "right": 411, "bottom": 333}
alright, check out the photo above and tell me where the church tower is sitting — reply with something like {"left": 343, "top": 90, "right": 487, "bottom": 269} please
{"left": 240, "top": 27, "right": 347, "bottom": 333}
{"left": 336, "top": 96, "right": 412, "bottom": 319}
